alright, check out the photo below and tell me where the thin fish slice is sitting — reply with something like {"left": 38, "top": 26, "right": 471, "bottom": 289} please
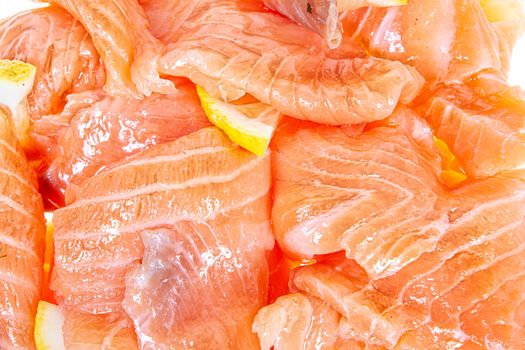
{"left": 47, "top": 0, "right": 174, "bottom": 98}
{"left": 51, "top": 127, "right": 273, "bottom": 347}
{"left": 159, "top": 0, "right": 424, "bottom": 125}
{"left": 124, "top": 224, "right": 273, "bottom": 349}
{"left": 138, "top": 0, "right": 198, "bottom": 44}
{"left": 420, "top": 73, "right": 525, "bottom": 178}
{"left": 0, "top": 114, "right": 46, "bottom": 349}
{"left": 263, "top": 0, "right": 406, "bottom": 49}
{"left": 62, "top": 311, "right": 138, "bottom": 350}
{"left": 271, "top": 108, "right": 447, "bottom": 279}
{"left": 0, "top": 7, "right": 104, "bottom": 122}
{"left": 343, "top": 0, "right": 502, "bottom": 84}
{"left": 252, "top": 293, "right": 340, "bottom": 350}
{"left": 265, "top": 171, "right": 525, "bottom": 349}
{"left": 35, "top": 301, "right": 139, "bottom": 350}
{"left": 34, "top": 78, "right": 210, "bottom": 207}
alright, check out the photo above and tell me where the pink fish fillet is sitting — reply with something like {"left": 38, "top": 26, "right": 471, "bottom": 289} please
{"left": 51, "top": 127, "right": 274, "bottom": 348}
{"left": 62, "top": 310, "right": 138, "bottom": 350}
{"left": 252, "top": 293, "right": 341, "bottom": 350}
{"left": 343, "top": 0, "right": 502, "bottom": 84}
{"left": 271, "top": 108, "right": 448, "bottom": 279}
{"left": 47, "top": 0, "right": 175, "bottom": 98}
{"left": 262, "top": 1, "right": 412, "bottom": 50}
{"left": 138, "top": 0, "right": 198, "bottom": 44}
{"left": 493, "top": 19, "right": 525, "bottom": 75}
{"left": 256, "top": 168, "right": 525, "bottom": 349}
{"left": 159, "top": 0, "right": 424, "bottom": 125}
{"left": 263, "top": 0, "right": 342, "bottom": 49}
{"left": 419, "top": 73, "right": 525, "bottom": 178}
{"left": 0, "top": 115, "right": 46, "bottom": 349}
{"left": 0, "top": 6, "right": 104, "bottom": 121}
{"left": 33, "top": 78, "right": 210, "bottom": 207}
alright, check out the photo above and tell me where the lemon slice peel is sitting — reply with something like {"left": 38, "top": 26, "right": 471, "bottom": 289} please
{"left": 35, "top": 301, "right": 66, "bottom": 350}
{"left": 196, "top": 85, "right": 280, "bottom": 157}
{"left": 0, "top": 59, "right": 36, "bottom": 146}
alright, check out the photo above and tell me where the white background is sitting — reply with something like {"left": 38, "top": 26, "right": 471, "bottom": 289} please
{"left": 2, "top": 0, "right": 525, "bottom": 88}
{"left": 2, "top": 1, "right": 48, "bottom": 18}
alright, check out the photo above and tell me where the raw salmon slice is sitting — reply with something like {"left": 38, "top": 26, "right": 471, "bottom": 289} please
{"left": 0, "top": 114, "right": 46, "bottom": 349}
{"left": 254, "top": 254, "right": 369, "bottom": 349}
{"left": 263, "top": 0, "right": 342, "bottom": 49}
{"left": 271, "top": 108, "right": 449, "bottom": 279}
{"left": 343, "top": 0, "right": 502, "bottom": 84}
{"left": 262, "top": 171, "right": 525, "bottom": 349}
{"left": 262, "top": 0, "right": 406, "bottom": 49}
{"left": 420, "top": 73, "right": 525, "bottom": 177}
{"left": 62, "top": 310, "right": 138, "bottom": 349}
{"left": 48, "top": 0, "right": 174, "bottom": 98}
{"left": 33, "top": 78, "right": 210, "bottom": 207}
{"left": 159, "top": 0, "right": 424, "bottom": 125}
{"left": 138, "top": 0, "right": 198, "bottom": 44}
{"left": 124, "top": 225, "right": 272, "bottom": 349}
{"left": 0, "top": 7, "right": 104, "bottom": 123}
{"left": 252, "top": 293, "right": 340, "bottom": 350}
{"left": 51, "top": 127, "right": 274, "bottom": 347}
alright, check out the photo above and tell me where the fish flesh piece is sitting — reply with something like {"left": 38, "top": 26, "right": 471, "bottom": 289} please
{"left": 0, "top": 114, "right": 46, "bottom": 349}
{"left": 343, "top": 0, "right": 502, "bottom": 84}
{"left": 51, "top": 127, "right": 274, "bottom": 347}
{"left": 0, "top": 7, "right": 104, "bottom": 122}
{"left": 271, "top": 108, "right": 449, "bottom": 278}
{"left": 262, "top": 0, "right": 406, "bottom": 49}
{"left": 48, "top": 0, "right": 174, "bottom": 98}
{"left": 420, "top": 73, "right": 525, "bottom": 178}
{"left": 159, "top": 0, "right": 424, "bottom": 125}
{"left": 138, "top": 0, "right": 198, "bottom": 44}
{"left": 257, "top": 171, "right": 525, "bottom": 349}
{"left": 254, "top": 254, "right": 369, "bottom": 349}
{"left": 124, "top": 226, "right": 273, "bottom": 349}
{"left": 252, "top": 293, "right": 340, "bottom": 350}
{"left": 263, "top": 0, "right": 342, "bottom": 49}
{"left": 62, "top": 310, "right": 138, "bottom": 350}
{"left": 33, "top": 78, "right": 210, "bottom": 207}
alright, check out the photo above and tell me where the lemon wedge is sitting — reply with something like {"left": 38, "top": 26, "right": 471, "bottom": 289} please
{"left": 35, "top": 301, "right": 65, "bottom": 350}
{"left": 433, "top": 137, "right": 467, "bottom": 188}
{"left": 41, "top": 213, "right": 56, "bottom": 303}
{"left": 480, "top": 0, "right": 524, "bottom": 22}
{"left": 337, "top": 0, "right": 407, "bottom": 12}
{"left": 196, "top": 86, "right": 280, "bottom": 156}
{"left": 0, "top": 59, "right": 36, "bottom": 147}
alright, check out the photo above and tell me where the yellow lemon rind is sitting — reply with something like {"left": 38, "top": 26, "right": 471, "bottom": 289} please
{"left": 197, "top": 86, "right": 274, "bottom": 157}
{"left": 35, "top": 301, "right": 66, "bottom": 350}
